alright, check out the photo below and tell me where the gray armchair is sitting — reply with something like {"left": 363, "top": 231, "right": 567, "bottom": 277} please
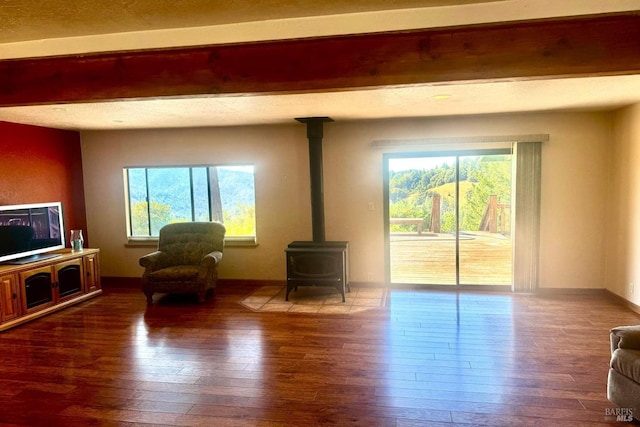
{"left": 139, "top": 222, "right": 225, "bottom": 305}
{"left": 608, "top": 325, "right": 640, "bottom": 419}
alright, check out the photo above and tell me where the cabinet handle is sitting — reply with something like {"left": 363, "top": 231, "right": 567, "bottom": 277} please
{"left": 12, "top": 293, "right": 17, "bottom": 300}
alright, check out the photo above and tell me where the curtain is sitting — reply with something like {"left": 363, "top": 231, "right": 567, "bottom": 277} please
{"left": 512, "top": 141, "right": 542, "bottom": 293}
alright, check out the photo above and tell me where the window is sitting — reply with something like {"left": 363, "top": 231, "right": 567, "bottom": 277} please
{"left": 124, "top": 165, "right": 256, "bottom": 241}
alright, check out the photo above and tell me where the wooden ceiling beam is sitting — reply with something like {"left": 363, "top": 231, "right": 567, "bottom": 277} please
{"left": 1, "top": 13, "right": 639, "bottom": 107}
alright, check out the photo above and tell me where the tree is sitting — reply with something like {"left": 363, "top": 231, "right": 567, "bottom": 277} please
{"left": 131, "top": 201, "right": 171, "bottom": 236}
{"left": 460, "top": 156, "right": 511, "bottom": 233}
{"left": 388, "top": 156, "right": 511, "bottom": 235}
{"left": 222, "top": 203, "right": 255, "bottom": 236}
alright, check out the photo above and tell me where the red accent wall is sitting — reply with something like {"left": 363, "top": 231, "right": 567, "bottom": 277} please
{"left": 0, "top": 121, "right": 88, "bottom": 246}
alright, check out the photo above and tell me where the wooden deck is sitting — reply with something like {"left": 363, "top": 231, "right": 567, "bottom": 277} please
{"left": 390, "top": 231, "right": 512, "bottom": 285}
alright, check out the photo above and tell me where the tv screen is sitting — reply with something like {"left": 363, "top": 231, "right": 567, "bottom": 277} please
{"left": 0, "top": 202, "right": 66, "bottom": 264}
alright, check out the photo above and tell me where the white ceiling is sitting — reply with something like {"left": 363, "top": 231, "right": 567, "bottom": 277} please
{"left": 1, "top": 0, "right": 640, "bottom": 130}
{"left": 3, "top": 76, "right": 640, "bottom": 130}
{"left": 0, "top": 0, "right": 499, "bottom": 44}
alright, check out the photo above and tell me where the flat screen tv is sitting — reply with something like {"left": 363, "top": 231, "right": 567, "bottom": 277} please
{"left": 0, "top": 202, "right": 66, "bottom": 264}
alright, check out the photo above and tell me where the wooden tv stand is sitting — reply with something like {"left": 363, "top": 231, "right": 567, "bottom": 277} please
{"left": 0, "top": 248, "right": 101, "bottom": 332}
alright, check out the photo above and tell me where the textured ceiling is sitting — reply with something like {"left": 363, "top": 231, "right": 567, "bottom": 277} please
{"left": 0, "top": 0, "right": 498, "bottom": 43}
{"left": 1, "top": 0, "right": 640, "bottom": 130}
{"left": 3, "top": 75, "right": 640, "bottom": 130}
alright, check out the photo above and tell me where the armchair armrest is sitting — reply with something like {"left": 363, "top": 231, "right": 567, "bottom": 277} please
{"left": 611, "top": 325, "right": 640, "bottom": 353}
{"left": 201, "top": 251, "right": 223, "bottom": 268}
{"left": 139, "top": 251, "right": 170, "bottom": 270}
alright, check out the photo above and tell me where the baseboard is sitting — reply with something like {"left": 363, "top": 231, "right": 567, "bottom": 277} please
{"left": 348, "top": 281, "right": 386, "bottom": 288}
{"left": 605, "top": 290, "right": 640, "bottom": 315}
{"left": 101, "top": 276, "right": 141, "bottom": 288}
{"left": 535, "top": 287, "right": 608, "bottom": 296}
{"left": 100, "top": 277, "right": 392, "bottom": 292}
{"left": 535, "top": 288, "right": 640, "bottom": 315}
{"left": 101, "top": 277, "right": 288, "bottom": 289}
{"left": 102, "top": 278, "right": 614, "bottom": 298}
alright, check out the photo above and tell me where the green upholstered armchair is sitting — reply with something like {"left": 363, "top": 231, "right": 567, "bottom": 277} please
{"left": 608, "top": 325, "right": 640, "bottom": 418}
{"left": 139, "top": 222, "right": 225, "bottom": 305}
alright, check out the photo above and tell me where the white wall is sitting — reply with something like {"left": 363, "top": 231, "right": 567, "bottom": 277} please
{"left": 606, "top": 104, "right": 640, "bottom": 301}
{"left": 81, "top": 111, "right": 612, "bottom": 288}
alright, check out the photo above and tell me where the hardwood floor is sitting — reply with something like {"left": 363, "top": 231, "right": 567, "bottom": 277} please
{"left": 0, "top": 282, "right": 638, "bottom": 426}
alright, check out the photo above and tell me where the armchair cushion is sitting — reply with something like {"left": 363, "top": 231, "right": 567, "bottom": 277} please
{"left": 611, "top": 349, "right": 640, "bottom": 385}
{"left": 608, "top": 325, "right": 640, "bottom": 417}
{"left": 148, "top": 265, "right": 200, "bottom": 282}
{"left": 611, "top": 325, "right": 640, "bottom": 351}
{"left": 139, "top": 251, "right": 170, "bottom": 270}
{"left": 139, "top": 222, "right": 226, "bottom": 304}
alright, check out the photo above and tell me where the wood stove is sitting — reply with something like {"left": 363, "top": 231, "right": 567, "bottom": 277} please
{"left": 285, "top": 117, "right": 350, "bottom": 302}
{"left": 286, "top": 241, "right": 349, "bottom": 302}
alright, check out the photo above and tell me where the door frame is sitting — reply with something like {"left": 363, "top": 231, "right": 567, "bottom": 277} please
{"left": 383, "top": 148, "right": 513, "bottom": 289}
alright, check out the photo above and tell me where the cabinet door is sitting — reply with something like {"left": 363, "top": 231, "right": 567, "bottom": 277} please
{"left": 84, "top": 253, "right": 100, "bottom": 293}
{"left": 0, "top": 274, "right": 20, "bottom": 322}
{"left": 54, "top": 258, "right": 84, "bottom": 302}
{"left": 20, "top": 266, "right": 54, "bottom": 313}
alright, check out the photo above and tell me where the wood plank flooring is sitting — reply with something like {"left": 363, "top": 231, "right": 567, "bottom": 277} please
{"left": 0, "top": 282, "right": 638, "bottom": 426}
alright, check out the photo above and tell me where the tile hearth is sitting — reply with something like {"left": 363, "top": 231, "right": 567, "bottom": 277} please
{"left": 240, "top": 285, "right": 386, "bottom": 314}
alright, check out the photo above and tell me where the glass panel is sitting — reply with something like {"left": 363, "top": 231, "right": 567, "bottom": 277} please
{"left": 125, "top": 165, "right": 257, "bottom": 238}
{"left": 127, "top": 168, "right": 149, "bottom": 236}
{"left": 192, "top": 167, "right": 210, "bottom": 222}
{"left": 147, "top": 168, "right": 192, "bottom": 235}
{"left": 388, "top": 156, "right": 457, "bottom": 285}
{"left": 58, "top": 264, "right": 82, "bottom": 297}
{"left": 218, "top": 166, "right": 256, "bottom": 237}
{"left": 458, "top": 154, "right": 512, "bottom": 285}
{"left": 25, "top": 272, "right": 52, "bottom": 309}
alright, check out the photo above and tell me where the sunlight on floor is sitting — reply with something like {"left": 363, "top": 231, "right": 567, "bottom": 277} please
{"left": 384, "top": 290, "right": 515, "bottom": 406}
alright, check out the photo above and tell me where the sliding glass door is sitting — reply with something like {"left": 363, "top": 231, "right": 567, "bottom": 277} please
{"left": 457, "top": 154, "right": 512, "bottom": 285}
{"left": 385, "top": 150, "right": 512, "bottom": 287}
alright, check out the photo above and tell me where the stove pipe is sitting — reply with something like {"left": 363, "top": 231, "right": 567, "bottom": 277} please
{"left": 295, "top": 117, "right": 333, "bottom": 243}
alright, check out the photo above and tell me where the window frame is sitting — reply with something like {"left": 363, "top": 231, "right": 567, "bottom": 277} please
{"left": 123, "top": 164, "right": 257, "bottom": 246}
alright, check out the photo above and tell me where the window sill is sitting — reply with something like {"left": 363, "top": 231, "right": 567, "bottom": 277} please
{"left": 125, "top": 237, "right": 258, "bottom": 248}
{"left": 125, "top": 237, "right": 157, "bottom": 248}
{"left": 224, "top": 237, "right": 259, "bottom": 247}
